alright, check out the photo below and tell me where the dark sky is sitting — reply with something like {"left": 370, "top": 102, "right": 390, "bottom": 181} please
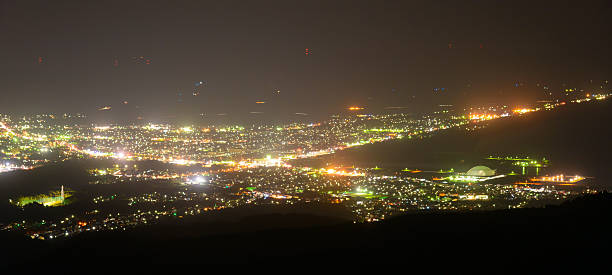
{"left": 1, "top": 0, "right": 611, "bottom": 123}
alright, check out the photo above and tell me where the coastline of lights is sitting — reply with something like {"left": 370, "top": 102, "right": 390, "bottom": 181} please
{"left": 530, "top": 174, "right": 585, "bottom": 184}
{"left": 348, "top": 106, "right": 365, "bottom": 111}
{"left": 322, "top": 168, "right": 365, "bottom": 177}
{"left": 468, "top": 113, "right": 509, "bottom": 121}
{"left": 0, "top": 163, "right": 32, "bottom": 174}
{"left": 446, "top": 174, "right": 506, "bottom": 182}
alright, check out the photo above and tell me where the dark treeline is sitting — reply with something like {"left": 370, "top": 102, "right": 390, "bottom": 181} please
{"left": 2, "top": 192, "right": 611, "bottom": 266}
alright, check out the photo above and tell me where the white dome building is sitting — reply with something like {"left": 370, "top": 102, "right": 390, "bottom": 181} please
{"left": 466, "top": 166, "right": 496, "bottom": 177}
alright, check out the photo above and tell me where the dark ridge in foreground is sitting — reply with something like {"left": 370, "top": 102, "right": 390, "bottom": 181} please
{"left": 2, "top": 192, "right": 611, "bottom": 266}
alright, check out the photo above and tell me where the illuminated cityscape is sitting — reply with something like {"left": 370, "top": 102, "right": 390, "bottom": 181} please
{"left": 1, "top": 93, "right": 607, "bottom": 240}
{"left": 2, "top": 0, "right": 612, "bottom": 265}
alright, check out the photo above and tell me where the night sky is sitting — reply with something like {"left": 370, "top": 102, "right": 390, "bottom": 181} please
{"left": 1, "top": 0, "right": 611, "bottom": 123}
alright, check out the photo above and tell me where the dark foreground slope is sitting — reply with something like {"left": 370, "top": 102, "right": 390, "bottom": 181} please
{"left": 2, "top": 192, "right": 612, "bottom": 266}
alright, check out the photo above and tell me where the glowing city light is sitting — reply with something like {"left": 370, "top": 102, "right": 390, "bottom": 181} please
{"left": 513, "top": 108, "right": 536, "bottom": 114}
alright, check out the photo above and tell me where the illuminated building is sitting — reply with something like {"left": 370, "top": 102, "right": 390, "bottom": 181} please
{"left": 186, "top": 175, "right": 208, "bottom": 185}
{"left": 513, "top": 108, "right": 536, "bottom": 114}
{"left": 447, "top": 166, "right": 505, "bottom": 182}
{"left": 469, "top": 113, "right": 499, "bottom": 121}
{"left": 11, "top": 186, "right": 70, "bottom": 207}
{"left": 458, "top": 194, "right": 489, "bottom": 200}
{"left": 466, "top": 166, "right": 495, "bottom": 177}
